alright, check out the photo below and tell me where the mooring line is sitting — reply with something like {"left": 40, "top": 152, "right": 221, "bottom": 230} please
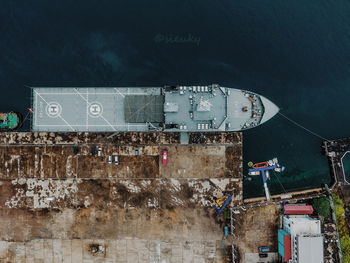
{"left": 274, "top": 172, "right": 287, "bottom": 194}
{"left": 278, "top": 112, "right": 331, "bottom": 142}
{"left": 22, "top": 112, "right": 30, "bottom": 122}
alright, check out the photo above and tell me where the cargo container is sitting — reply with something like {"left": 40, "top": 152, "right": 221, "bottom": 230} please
{"left": 278, "top": 229, "right": 291, "bottom": 262}
{"left": 283, "top": 204, "right": 314, "bottom": 215}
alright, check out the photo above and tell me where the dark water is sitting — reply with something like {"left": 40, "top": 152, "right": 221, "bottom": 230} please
{"left": 344, "top": 153, "right": 350, "bottom": 183}
{"left": 1, "top": 1, "right": 350, "bottom": 197}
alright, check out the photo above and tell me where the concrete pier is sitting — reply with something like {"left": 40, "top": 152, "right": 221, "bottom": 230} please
{"left": 323, "top": 137, "right": 350, "bottom": 187}
{"left": 0, "top": 131, "right": 242, "bottom": 263}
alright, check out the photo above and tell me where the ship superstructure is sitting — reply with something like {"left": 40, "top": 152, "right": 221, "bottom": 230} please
{"left": 31, "top": 84, "right": 279, "bottom": 132}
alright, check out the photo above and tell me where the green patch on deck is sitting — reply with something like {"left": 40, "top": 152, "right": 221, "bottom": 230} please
{"left": 124, "top": 95, "right": 165, "bottom": 123}
{"left": 0, "top": 112, "right": 21, "bottom": 129}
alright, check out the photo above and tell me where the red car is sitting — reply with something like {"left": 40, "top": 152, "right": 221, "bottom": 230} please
{"left": 161, "top": 150, "right": 168, "bottom": 165}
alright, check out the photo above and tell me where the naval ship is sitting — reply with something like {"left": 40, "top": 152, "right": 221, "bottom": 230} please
{"left": 31, "top": 84, "right": 279, "bottom": 133}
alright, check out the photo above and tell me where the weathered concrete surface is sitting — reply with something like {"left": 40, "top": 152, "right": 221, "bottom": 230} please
{"left": 2, "top": 178, "right": 239, "bottom": 209}
{"left": 0, "top": 145, "right": 241, "bottom": 180}
{"left": 0, "top": 144, "right": 242, "bottom": 210}
{"left": 0, "top": 238, "right": 228, "bottom": 263}
{"left": 243, "top": 187, "right": 324, "bottom": 204}
{"left": 232, "top": 205, "right": 279, "bottom": 262}
{"left": 0, "top": 132, "right": 241, "bottom": 145}
{"left": 0, "top": 132, "right": 242, "bottom": 262}
{"left": 0, "top": 145, "right": 160, "bottom": 179}
{"left": 160, "top": 145, "right": 241, "bottom": 179}
{"left": 0, "top": 208, "right": 225, "bottom": 241}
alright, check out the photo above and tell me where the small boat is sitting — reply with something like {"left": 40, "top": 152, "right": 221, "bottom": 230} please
{"left": 252, "top": 161, "right": 269, "bottom": 169}
{"left": 248, "top": 158, "right": 285, "bottom": 201}
{"left": 248, "top": 170, "right": 260, "bottom": 176}
{"left": 0, "top": 112, "right": 23, "bottom": 130}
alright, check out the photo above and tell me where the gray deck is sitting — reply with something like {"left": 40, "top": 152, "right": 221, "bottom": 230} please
{"left": 32, "top": 85, "right": 278, "bottom": 132}
{"left": 32, "top": 87, "right": 160, "bottom": 132}
{"left": 124, "top": 95, "right": 164, "bottom": 123}
{"left": 164, "top": 87, "right": 227, "bottom": 131}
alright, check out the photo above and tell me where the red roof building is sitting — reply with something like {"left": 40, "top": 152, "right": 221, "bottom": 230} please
{"left": 278, "top": 229, "right": 292, "bottom": 262}
{"left": 283, "top": 204, "right": 314, "bottom": 215}
{"left": 283, "top": 234, "right": 291, "bottom": 262}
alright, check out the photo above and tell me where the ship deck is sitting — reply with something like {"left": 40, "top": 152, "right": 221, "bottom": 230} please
{"left": 32, "top": 87, "right": 161, "bottom": 132}
{"left": 31, "top": 86, "right": 275, "bottom": 133}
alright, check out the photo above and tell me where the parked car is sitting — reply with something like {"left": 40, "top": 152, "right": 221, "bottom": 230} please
{"left": 97, "top": 147, "right": 103, "bottom": 157}
{"left": 259, "top": 246, "right": 270, "bottom": 253}
{"left": 161, "top": 149, "right": 168, "bottom": 165}
{"left": 107, "top": 155, "right": 112, "bottom": 164}
{"left": 258, "top": 253, "right": 268, "bottom": 258}
{"left": 114, "top": 155, "right": 119, "bottom": 165}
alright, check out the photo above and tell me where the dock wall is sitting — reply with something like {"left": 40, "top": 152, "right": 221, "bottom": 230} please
{"left": 243, "top": 187, "right": 324, "bottom": 204}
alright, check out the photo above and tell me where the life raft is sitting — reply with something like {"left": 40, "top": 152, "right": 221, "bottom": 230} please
{"left": 252, "top": 161, "right": 269, "bottom": 169}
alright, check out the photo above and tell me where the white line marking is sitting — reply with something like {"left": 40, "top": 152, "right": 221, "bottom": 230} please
{"left": 73, "top": 88, "right": 89, "bottom": 130}
{"left": 32, "top": 86, "right": 153, "bottom": 89}
{"left": 98, "top": 115, "right": 117, "bottom": 131}
{"left": 35, "top": 91, "right": 38, "bottom": 127}
{"left": 34, "top": 93, "right": 148, "bottom": 95}
{"left": 74, "top": 88, "right": 118, "bottom": 131}
{"left": 58, "top": 115, "right": 76, "bottom": 131}
{"left": 34, "top": 124, "right": 148, "bottom": 127}
{"left": 86, "top": 88, "right": 89, "bottom": 130}
{"left": 73, "top": 88, "right": 88, "bottom": 102}
{"left": 32, "top": 89, "right": 156, "bottom": 130}
{"left": 34, "top": 91, "right": 75, "bottom": 131}
{"left": 114, "top": 88, "right": 125, "bottom": 98}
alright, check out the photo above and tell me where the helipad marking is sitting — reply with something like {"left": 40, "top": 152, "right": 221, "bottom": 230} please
{"left": 34, "top": 91, "right": 75, "bottom": 131}
{"left": 46, "top": 102, "right": 62, "bottom": 118}
{"left": 88, "top": 102, "right": 103, "bottom": 118}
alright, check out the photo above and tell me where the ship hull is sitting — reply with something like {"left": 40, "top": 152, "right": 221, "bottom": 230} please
{"left": 31, "top": 85, "right": 279, "bottom": 132}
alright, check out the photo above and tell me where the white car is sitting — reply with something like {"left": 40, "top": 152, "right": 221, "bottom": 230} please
{"left": 114, "top": 155, "right": 119, "bottom": 165}
{"left": 97, "top": 147, "right": 103, "bottom": 157}
{"left": 107, "top": 155, "right": 112, "bottom": 164}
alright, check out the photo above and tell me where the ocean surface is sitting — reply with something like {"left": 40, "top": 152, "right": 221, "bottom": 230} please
{"left": 1, "top": 0, "right": 350, "bottom": 198}
{"left": 344, "top": 154, "right": 350, "bottom": 183}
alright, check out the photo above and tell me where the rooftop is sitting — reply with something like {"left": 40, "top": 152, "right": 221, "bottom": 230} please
{"left": 283, "top": 204, "right": 314, "bottom": 215}
{"left": 297, "top": 235, "right": 324, "bottom": 263}
{"left": 283, "top": 215, "right": 321, "bottom": 238}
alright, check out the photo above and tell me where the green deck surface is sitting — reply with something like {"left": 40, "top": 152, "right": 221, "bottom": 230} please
{"left": 0, "top": 113, "right": 20, "bottom": 129}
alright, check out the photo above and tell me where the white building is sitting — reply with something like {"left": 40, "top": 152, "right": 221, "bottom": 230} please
{"left": 283, "top": 215, "right": 324, "bottom": 263}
